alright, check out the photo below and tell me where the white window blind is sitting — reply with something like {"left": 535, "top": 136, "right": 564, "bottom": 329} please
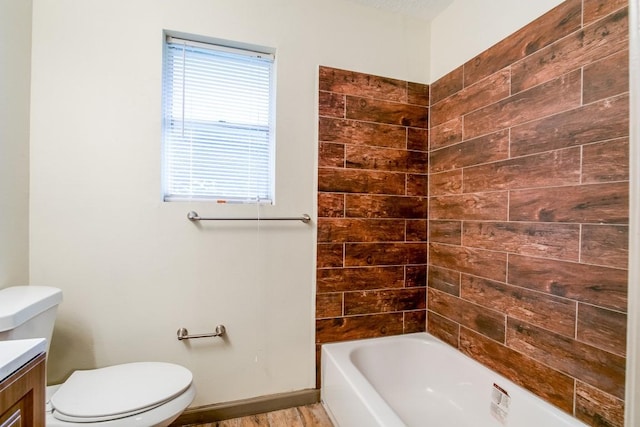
{"left": 162, "top": 36, "right": 275, "bottom": 203}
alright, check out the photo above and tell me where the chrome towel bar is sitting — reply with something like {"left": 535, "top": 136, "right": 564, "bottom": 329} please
{"left": 177, "top": 324, "right": 226, "bottom": 341}
{"left": 187, "top": 211, "right": 311, "bottom": 224}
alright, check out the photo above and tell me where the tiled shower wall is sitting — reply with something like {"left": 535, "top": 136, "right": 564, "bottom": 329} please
{"left": 315, "top": 0, "right": 629, "bottom": 425}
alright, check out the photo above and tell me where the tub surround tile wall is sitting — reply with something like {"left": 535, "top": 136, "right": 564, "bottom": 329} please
{"left": 315, "top": 67, "right": 429, "bottom": 382}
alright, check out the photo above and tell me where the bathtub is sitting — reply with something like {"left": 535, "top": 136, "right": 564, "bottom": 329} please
{"left": 321, "top": 333, "right": 586, "bottom": 427}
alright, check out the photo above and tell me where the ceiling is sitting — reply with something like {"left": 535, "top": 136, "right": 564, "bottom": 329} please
{"left": 345, "top": 0, "right": 454, "bottom": 21}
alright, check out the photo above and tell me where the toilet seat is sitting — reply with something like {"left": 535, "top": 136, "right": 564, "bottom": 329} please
{"left": 50, "top": 362, "right": 192, "bottom": 423}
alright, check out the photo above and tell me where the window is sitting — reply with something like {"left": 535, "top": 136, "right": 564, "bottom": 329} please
{"left": 162, "top": 35, "right": 275, "bottom": 203}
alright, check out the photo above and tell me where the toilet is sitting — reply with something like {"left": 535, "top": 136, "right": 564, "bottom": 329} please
{"left": 0, "top": 286, "right": 195, "bottom": 427}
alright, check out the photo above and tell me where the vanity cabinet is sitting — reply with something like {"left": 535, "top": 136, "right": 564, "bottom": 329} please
{"left": 0, "top": 353, "right": 46, "bottom": 427}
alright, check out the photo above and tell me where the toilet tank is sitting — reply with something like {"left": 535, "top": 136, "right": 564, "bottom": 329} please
{"left": 0, "top": 286, "right": 63, "bottom": 354}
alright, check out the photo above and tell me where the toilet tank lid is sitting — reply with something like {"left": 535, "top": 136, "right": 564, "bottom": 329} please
{"left": 0, "top": 286, "right": 63, "bottom": 332}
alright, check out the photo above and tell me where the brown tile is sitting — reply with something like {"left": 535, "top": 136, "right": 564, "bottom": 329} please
{"left": 507, "top": 318, "right": 625, "bottom": 399}
{"left": 406, "top": 220, "right": 428, "bottom": 242}
{"left": 317, "top": 193, "right": 344, "bottom": 218}
{"left": 318, "top": 117, "right": 407, "bottom": 149}
{"left": 266, "top": 407, "right": 303, "bottom": 426}
{"left": 581, "top": 224, "right": 629, "bottom": 269}
{"left": 510, "top": 94, "right": 629, "bottom": 157}
{"left": 406, "top": 265, "right": 427, "bottom": 287}
{"left": 316, "top": 313, "right": 404, "bottom": 343}
{"left": 407, "top": 81, "right": 429, "bottom": 106}
{"left": 463, "top": 147, "right": 581, "bottom": 193}
{"left": 345, "top": 195, "right": 427, "bottom": 219}
{"left": 317, "top": 266, "right": 405, "bottom": 293}
{"left": 429, "top": 117, "right": 462, "bottom": 150}
{"left": 427, "top": 311, "right": 459, "bottom": 347}
{"left": 582, "top": 137, "right": 630, "bottom": 184}
{"left": 464, "top": 70, "right": 582, "bottom": 140}
{"left": 463, "top": 0, "right": 582, "bottom": 86}
{"left": 584, "top": 0, "right": 628, "bottom": 25}
{"left": 319, "top": 66, "right": 407, "bottom": 102}
{"left": 577, "top": 303, "right": 626, "bottom": 356}
{"left": 317, "top": 218, "right": 405, "bottom": 243}
{"left": 428, "top": 265, "right": 460, "bottom": 297}
{"left": 346, "top": 145, "right": 428, "bottom": 173}
{"left": 431, "top": 68, "right": 510, "bottom": 127}
{"left": 318, "top": 142, "right": 344, "bottom": 168}
{"left": 429, "top": 130, "right": 509, "bottom": 173}
{"left": 575, "top": 381, "right": 625, "bottom": 427}
{"left": 508, "top": 254, "right": 628, "bottom": 312}
{"left": 296, "top": 403, "right": 334, "bottom": 427}
{"left": 317, "top": 244, "right": 343, "bottom": 268}
{"left": 462, "top": 221, "right": 580, "bottom": 261}
{"left": 511, "top": 8, "right": 628, "bottom": 93}
{"left": 319, "top": 91, "right": 345, "bottom": 118}
{"left": 429, "top": 220, "right": 462, "bottom": 245}
{"left": 583, "top": 49, "right": 629, "bottom": 104}
{"left": 430, "top": 192, "right": 508, "bottom": 221}
{"left": 428, "top": 288, "right": 505, "bottom": 342}
{"left": 459, "top": 327, "right": 575, "bottom": 413}
{"left": 346, "top": 96, "right": 428, "bottom": 128}
{"left": 429, "top": 169, "right": 462, "bottom": 196}
{"left": 404, "top": 310, "right": 427, "bottom": 333}
{"left": 430, "top": 65, "right": 463, "bottom": 105}
{"left": 509, "top": 182, "right": 629, "bottom": 224}
{"left": 316, "top": 293, "right": 342, "bottom": 319}
{"left": 461, "top": 274, "right": 576, "bottom": 337}
{"left": 344, "top": 288, "right": 426, "bottom": 315}
{"left": 407, "top": 127, "right": 429, "bottom": 151}
{"left": 345, "top": 242, "right": 427, "bottom": 266}
{"left": 406, "top": 174, "right": 428, "bottom": 196}
{"left": 429, "top": 243, "right": 507, "bottom": 282}
{"left": 318, "top": 168, "right": 405, "bottom": 195}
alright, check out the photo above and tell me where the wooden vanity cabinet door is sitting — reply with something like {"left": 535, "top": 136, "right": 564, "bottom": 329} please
{"left": 0, "top": 353, "right": 46, "bottom": 427}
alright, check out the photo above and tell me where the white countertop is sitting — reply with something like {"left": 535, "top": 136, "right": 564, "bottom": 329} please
{"left": 0, "top": 338, "right": 46, "bottom": 382}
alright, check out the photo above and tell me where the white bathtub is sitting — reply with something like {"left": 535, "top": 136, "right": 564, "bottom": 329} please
{"left": 321, "top": 333, "right": 587, "bottom": 427}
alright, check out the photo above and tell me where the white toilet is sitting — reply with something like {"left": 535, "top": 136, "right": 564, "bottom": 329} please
{"left": 0, "top": 286, "right": 195, "bottom": 427}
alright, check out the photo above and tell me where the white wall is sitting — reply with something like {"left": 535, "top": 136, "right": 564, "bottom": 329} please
{"left": 0, "top": 0, "right": 31, "bottom": 289}
{"left": 429, "top": 0, "right": 565, "bottom": 82}
{"left": 28, "top": 0, "right": 430, "bottom": 406}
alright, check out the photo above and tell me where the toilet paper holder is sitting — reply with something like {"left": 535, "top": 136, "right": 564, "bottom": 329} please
{"left": 177, "top": 324, "right": 226, "bottom": 340}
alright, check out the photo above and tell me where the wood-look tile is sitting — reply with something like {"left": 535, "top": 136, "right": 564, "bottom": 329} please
{"left": 575, "top": 381, "right": 625, "bottom": 427}
{"left": 317, "top": 218, "right": 405, "bottom": 243}
{"left": 510, "top": 93, "right": 629, "bottom": 157}
{"left": 461, "top": 274, "right": 576, "bottom": 338}
{"left": 429, "top": 169, "right": 463, "bottom": 196}
{"left": 318, "top": 91, "right": 345, "bottom": 118}
{"left": 316, "top": 293, "right": 343, "bottom": 319}
{"left": 464, "top": 70, "right": 582, "bottom": 140}
{"left": 583, "top": 49, "right": 629, "bottom": 104}
{"left": 318, "top": 117, "right": 407, "bottom": 149}
{"left": 403, "top": 310, "right": 427, "bottom": 333}
{"left": 430, "top": 192, "right": 508, "bottom": 221}
{"left": 346, "top": 145, "right": 428, "bottom": 173}
{"left": 577, "top": 303, "right": 627, "bottom": 356}
{"left": 266, "top": 407, "right": 304, "bottom": 427}
{"left": 581, "top": 224, "right": 629, "bottom": 269}
{"left": 429, "top": 130, "right": 509, "bottom": 173}
{"left": 345, "top": 195, "right": 427, "bottom": 219}
{"left": 506, "top": 318, "right": 625, "bottom": 399}
{"left": 429, "top": 117, "right": 462, "bottom": 150}
{"left": 429, "top": 220, "right": 462, "bottom": 246}
{"left": 317, "top": 244, "right": 343, "bottom": 269}
{"left": 428, "top": 288, "right": 505, "bottom": 342}
{"left": 430, "top": 65, "right": 463, "bottom": 105}
{"left": 316, "top": 312, "right": 404, "bottom": 343}
{"left": 509, "top": 182, "right": 629, "bottom": 224}
{"left": 407, "top": 127, "right": 429, "bottom": 151}
{"left": 508, "top": 254, "right": 628, "bottom": 312}
{"left": 406, "top": 220, "right": 428, "bottom": 242}
{"left": 462, "top": 221, "right": 580, "bottom": 261}
{"left": 318, "top": 143, "right": 344, "bottom": 168}
{"left": 296, "top": 403, "right": 334, "bottom": 427}
{"left": 344, "top": 288, "right": 426, "bottom": 315}
{"left": 406, "top": 265, "right": 428, "bottom": 288}
{"left": 427, "top": 311, "right": 459, "bottom": 347}
{"left": 511, "top": 7, "right": 628, "bottom": 93}
{"left": 407, "top": 81, "right": 429, "bottom": 106}
{"left": 317, "top": 193, "right": 344, "bottom": 218}
{"left": 463, "top": 0, "right": 582, "bottom": 86}
{"left": 316, "top": 266, "right": 405, "bottom": 293}
{"left": 406, "top": 174, "right": 429, "bottom": 197}
{"left": 346, "top": 96, "right": 428, "bottom": 128}
{"left": 463, "top": 147, "right": 581, "bottom": 193}
{"left": 583, "top": 0, "right": 628, "bottom": 25}
{"left": 582, "top": 137, "right": 630, "bottom": 184}
{"left": 319, "top": 66, "right": 407, "bottom": 102}
{"left": 431, "top": 68, "right": 510, "bottom": 127}
{"left": 428, "top": 265, "right": 461, "bottom": 297}
{"left": 429, "top": 243, "right": 507, "bottom": 282}
{"left": 459, "top": 327, "right": 575, "bottom": 413}
{"left": 345, "top": 242, "right": 427, "bottom": 266}
{"left": 317, "top": 168, "right": 405, "bottom": 195}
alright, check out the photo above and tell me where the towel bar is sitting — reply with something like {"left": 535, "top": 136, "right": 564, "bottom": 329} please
{"left": 187, "top": 211, "right": 311, "bottom": 223}
{"left": 177, "top": 324, "right": 226, "bottom": 340}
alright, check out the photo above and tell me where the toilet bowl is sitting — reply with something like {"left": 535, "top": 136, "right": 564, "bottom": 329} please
{"left": 0, "top": 286, "right": 196, "bottom": 426}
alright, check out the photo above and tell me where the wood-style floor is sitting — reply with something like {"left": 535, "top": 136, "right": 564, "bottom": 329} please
{"left": 186, "top": 403, "right": 334, "bottom": 427}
